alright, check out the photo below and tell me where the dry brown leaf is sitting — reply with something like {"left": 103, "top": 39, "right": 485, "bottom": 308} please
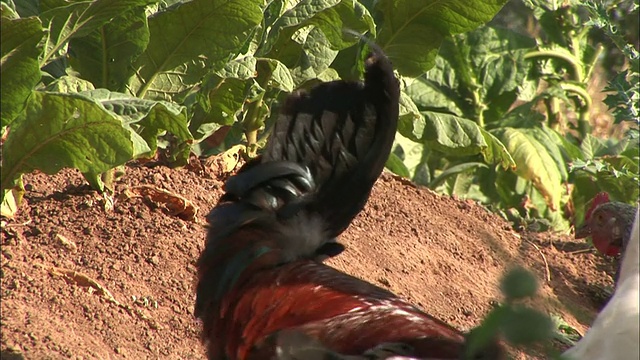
{"left": 48, "top": 267, "right": 115, "bottom": 300}
{"left": 54, "top": 234, "right": 78, "bottom": 252}
{"left": 119, "top": 185, "right": 198, "bottom": 221}
{"left": 203, "top": 144, "right": 245, "bottom": 179}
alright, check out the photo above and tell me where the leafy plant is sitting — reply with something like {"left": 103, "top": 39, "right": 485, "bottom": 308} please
{"left": 392, "top": 0, "right": 639, "bottom": 231}
{"left": 464, "top": 266, "right": 560, "bottom": 359}
{"left": 1, "top": 0, "right": 509, "bottom": 217}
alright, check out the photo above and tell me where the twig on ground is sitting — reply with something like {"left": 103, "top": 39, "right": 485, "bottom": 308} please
{"left": 46, "top": 266, "right": 160, "bottom": 329}
{"left": 526, "top": 240, "right": 552, "bottom": 283}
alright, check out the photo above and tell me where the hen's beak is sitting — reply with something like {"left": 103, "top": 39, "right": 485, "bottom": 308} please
{"left": 575, "top": 223, "right": 591, "bottom": 239}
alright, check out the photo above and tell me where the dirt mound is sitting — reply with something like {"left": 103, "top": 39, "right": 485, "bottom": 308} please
{"left": 1, "top": 161, "right": 616, "bottom": 359}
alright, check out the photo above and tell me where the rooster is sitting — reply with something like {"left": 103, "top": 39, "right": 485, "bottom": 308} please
{"left": 575, "top": 192, "right": 638, "bottom": 284}
{"left": 563, "top": 208, "right": 640, "bottom": 360}
{"left": 194, "top": 44, "right": 502, "bottom": 360}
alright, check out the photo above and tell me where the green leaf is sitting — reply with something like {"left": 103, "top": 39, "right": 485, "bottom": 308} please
{"left": 1, "top": 177, "right": 24, "bottom": 218}
{"left": 500, "top": 267, "right": 539, "bottom": 301}
{"left": 464, "top": 308, "right": 505, "bottom": 359}
{"left": 376, "top": 0, "right": 509, "bottom": 76}
{"left": 68, "top": 6, "right": 150, "bottom": 91}
{"left": 491, "top": 127, "right": 564, "bottom": 211}
{"left": 1, "top": 91, "right": 135, "bottom": 194}
{"left": 272, "top": 26, "right": 340, "bottom": 86}
{"left": 404, "top": 26, "right": 535, "bottom": 123}
{"left": 580, "top": 134, "right": 606, "bottom": 160}
{"left": 466, "top": 26, "right": 536, "bottom": 108}
{"left": 400, "top": 112, "right": 514, "bottom": 169}
{"left": 131, "top": 0, "right": 263, "bottom": 99}
{"left": 391, "top": 133, "right": 430, "bottom": 184}
{"left": 40, "top": 0, "right": 156, "bottom": 66}
{"left": 440, "top": 169, "right": 476, "bottom": 197}
{"left": 501, "top": 306, "right": 554, "bottom": 345}
{"left": 603, "top": 70, "right": 639, "bottom": 124}
{"left": 430, "top": 162, "right": 488, "bottom": 189}
{"left": 1, "top": 15, "right": 45, "bottom": 126}
{"left": 403, "top": 61, "right": 464, "bottom": 116}
{"left": 399, "top": 112, "right": 483, "bottom": 152}
{"left": 44, "top": 75, "right": 96, "bottom": 93}
{"left": 258, "top": 58, "right": 295, "bottom": 92}
{"left": 526, "top": 127, "right": 569, "bottom": 181}
{"left": 80, "top": 89, "right": 193, "bottom": 163}
{"left": 263, "top": 0, "right": 375, "bottom": 55}
{"left": 190, "top": 57, "right": 259, "bottom": 140}
{"left": 398, "top": 90, "right": 421, "bottom": 125}
{"left": 479, "top": 128, "right": 516, "bottom": 170}
{"left": 385, "top": 152, "right": 410, "bottom": 178}
{"left": 11, "top": 0, "right": 39, "bottom": 18}
{"left": 550, "top": 130, "right": 583, "bottom": 162}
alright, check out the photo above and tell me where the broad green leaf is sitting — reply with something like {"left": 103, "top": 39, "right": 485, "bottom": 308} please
{"left": 131, "top": 0, "right": 263, "bottom": 99}
{"left": 273, "top": 26, "right": 339, "bottom": 85}
{"left": 44, "top": 75, "right": 96, "bottom": 93}
{"left": 1, "top": 16, "right": 45, "bottom": 126}
{"left": 263, "top": 0, "right": 375, "bottom": 55}
{"left": 466, "top": 26, "right": 536, "bottom": 110}
{"left": 258, "top": 58, "right": 295, "bottom": 92}
{"left": 580, "top": 134, "right": 606, "bottom": 160}
{"left": 11, "top": 0, "right": 38, "bottom": 18}
{"left": 329, "top": 42, "right": 367, "bottom": 81}
{"left": 399, "top": 111, "right": 514, "bottom": 169}
{"left": 80, "top": 89, "right": 193, "bottom": 163}
{"left": 316, "top": 68, "right": 341, "bottom": 82}
{"left": 190, "top": 57, "right": 259, "bottom": 140}
{"left": 399, "top": 112, "right": 484, "bottom": 152}
{"left": 479, "top": 128, "right": 516, "bottom": 170}
{"left": 391, "top": 133, "right": 430, "bottom": 184}
{"left": 1, "top": 91, "right": 135, "bottom": 194}
{"left": 550, "top": 129, "right": 583, "bottom": 162}
{"left": 526, "top": 127, "right": 569, "bottom": 181}
{"left": 439, "top": 169, "right": 475, "bottom": 197}
{"left": 216, "top": 56, "right": 258, "bottom": 79}
{"left": 527, "top": 182, "right": 570, "bottom": 232}
{"left": 68, "top": 6, "right": 150, "bottom": 91}
{"left": 405, "top": 26, "right": 535, "bottom": 122}
{"left": 385, "top": 152, "right": 410, "bottom": 178}
{"left": 376, "top": 0, "right": 508, "bottom": 76}
{"left": 404, "top": 58, "right": 464, "bottom": 116}
{"left": 398, "top": 91, "right": 421, "bottom": 125}
{"left": 40, "top": 0, "right": 156, "bottom": 66}
{"left": 430, "top": 162, "right": 488, "bottom": 189}
{"left": 1, "top": 3, "right": 19, "bottom": 20}
{"left": 491, "top": 127, "right": 564, "bottom": 211}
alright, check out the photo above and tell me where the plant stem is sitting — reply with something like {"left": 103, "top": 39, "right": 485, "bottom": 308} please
{"left": 243, "top": 60, "right": 274, "bottom": 156}
{"left": 243, "top": 90, "right": 266, "bottom": 157}
{"left": 525, "top": 50, "right": 584, "bottom": 82}
{"left": 560, "top": 82, "right": 592, "bottom": 139}
{"left": 584, "top": 44, "right": 604, "bottom": 81}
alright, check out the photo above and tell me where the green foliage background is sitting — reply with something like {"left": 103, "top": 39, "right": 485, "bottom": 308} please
{"left": 1, "top": 0, "right": 638, "bottom": 356}
{"left": 1, "top": 0, "right": 638, "bottom": 231}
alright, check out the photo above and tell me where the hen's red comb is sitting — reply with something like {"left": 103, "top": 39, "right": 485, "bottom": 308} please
{"left": 585, "top": 192, "right": 610, "bottom": 220}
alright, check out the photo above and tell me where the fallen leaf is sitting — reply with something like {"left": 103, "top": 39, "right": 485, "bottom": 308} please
{"left": 119, "top": 185, "right": 198, "bottom": 221}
